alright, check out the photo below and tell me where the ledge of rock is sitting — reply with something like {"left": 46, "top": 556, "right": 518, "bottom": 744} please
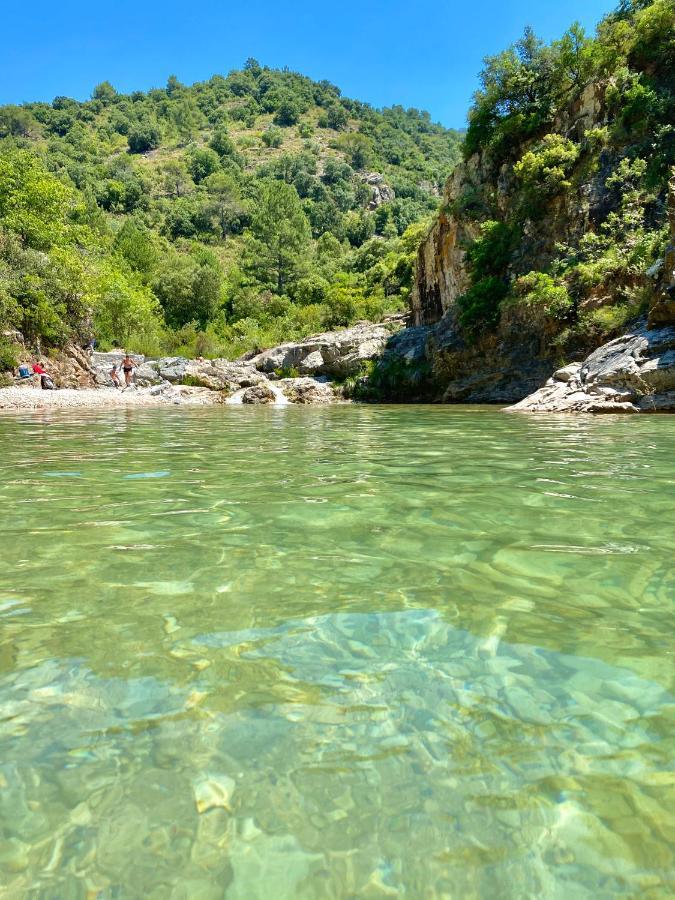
{"left": 85, "top": 324, "right": 406, "bottom": 403}
{"left": 508, "top": 322, "right": 675, "bottom": 413}
{"left": 90, "top": 352, "right": 272, "bottom": 392}
{"left": 247, "top": 319, "right": 405, "bottom": 379}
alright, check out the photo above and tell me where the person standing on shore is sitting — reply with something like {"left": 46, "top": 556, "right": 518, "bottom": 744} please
{"left": 121, "top": 353, "right": 135, "bottom": 388}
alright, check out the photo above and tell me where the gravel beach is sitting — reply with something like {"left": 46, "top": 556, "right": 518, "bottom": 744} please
{"left": 0, "top": 385, "right": 222, "bottom": 411}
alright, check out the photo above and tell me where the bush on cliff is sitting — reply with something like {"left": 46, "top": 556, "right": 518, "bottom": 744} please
{"left": 453, "top": 0, "right": 672, "bottom": 351}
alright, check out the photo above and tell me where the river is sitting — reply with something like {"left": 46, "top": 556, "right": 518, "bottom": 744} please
{"left": 0, "top": 405, "right": 673, "bottom": 896}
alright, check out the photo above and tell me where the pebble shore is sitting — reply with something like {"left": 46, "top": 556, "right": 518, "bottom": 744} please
{"left": 0, "top": 385, "right": 222, "bottom": 411}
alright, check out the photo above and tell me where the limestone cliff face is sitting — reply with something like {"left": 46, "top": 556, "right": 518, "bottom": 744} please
{"left": 410, "top": 164, "right": 478, "bottom": 326}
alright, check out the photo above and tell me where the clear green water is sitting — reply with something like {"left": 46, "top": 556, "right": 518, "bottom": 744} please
{"left": 0, "top": 405, "right": 674, "bottom": 898}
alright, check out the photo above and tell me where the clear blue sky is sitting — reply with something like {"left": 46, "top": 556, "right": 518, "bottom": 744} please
{"left": 3, "top": 0, "right": 615, "bottom": 129}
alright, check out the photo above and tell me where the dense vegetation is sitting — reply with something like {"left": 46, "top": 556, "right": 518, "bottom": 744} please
{"left": 455, "top": 0, "right": 674, "bottom": 348}
{"left": 0, "top": 63, "right": 462, "bottom": 364}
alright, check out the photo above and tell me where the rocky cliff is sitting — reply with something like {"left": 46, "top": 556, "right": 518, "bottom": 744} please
{"left": 412, "top": 83, "right": 612, "bottom": 329}
{"left": 390, "top": 1, "right": 675, "bottom": 410}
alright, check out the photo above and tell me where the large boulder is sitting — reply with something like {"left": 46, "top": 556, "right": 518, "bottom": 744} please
{"left": 241, "top": 384, "right": 277, "bottom": 404}
{"left": 509, "top": 321, "right": 675, "bottom": 413}
{"left": 156, "top": 357, "right": 190, "bottom": 383}
{"left": 152, "top": 357, "right": 265, "bottom": 393}
{"left": 360, "top": 173, "right": 395, "bottom": 209}
{"left": 181, "top": 360, "right": 266, "bottom": 392}
{"left": 90, "top": 351, "right": 163, "bottom": 387}
{"left": 247, "top": 319, "right": 405, "bottom": 380}
{"left": 278, "top": 377, "right": 337, "bottom": 404}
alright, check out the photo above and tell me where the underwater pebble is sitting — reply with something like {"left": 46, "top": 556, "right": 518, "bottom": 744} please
{"left": 193, "top": 774, "right": 236, "bottom": 814}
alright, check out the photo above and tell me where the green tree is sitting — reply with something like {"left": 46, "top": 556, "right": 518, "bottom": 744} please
{"left": 128, "top": 121, "right": 161, "bottom": 153}
{"left": 113, "top": 220, "right": 159, "bottom": 277}
{"left": 159, "top": 159, "right": 194, "bottom": 198}
{"left": 320, "top": 104, "right": 348, "bottom": 130}
{"left": 172, "top": 98, "right": 201, "bottom": 142}
{"left": 153, "top": 252, "right": 223, "bottom": 328}
{"left": 203, "top": 172, "right": 245, "bottom": 237}
{"left": 343, "top": 209, "right": 375, "bottom": 247}
{"left": 335, "top": 132, "right": 373, "bottom": 169}
{"left": 209, "top": 127, "right": 237, "bottom": 158}
{"left": 92, "top": 81, "right": 118, "bottom": 104}
{"left": 273, "top": 95, "right": 301, "bottom": 126}
{"left": 0, "top": 106, "right": 36, "bottom": 138}
{"left": 244, "top": 180, "right": 311, "bottom": 293}
{"left": 0, "top": 148, "right": 76, "bottom": 249}
{"left": 187, "top": 147, "right": 220, "bottom": 183}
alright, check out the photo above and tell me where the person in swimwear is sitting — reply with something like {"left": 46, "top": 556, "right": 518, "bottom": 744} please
{"left": 110, "top": 364, "right": 121, "bottom": 388}
{"left": 121, "top": 353, "right": 135, "bottom": 387}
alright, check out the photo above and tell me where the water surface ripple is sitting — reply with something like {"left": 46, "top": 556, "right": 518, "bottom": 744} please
{"left": 0, "top": 405, "right": 674, "bottom": 897}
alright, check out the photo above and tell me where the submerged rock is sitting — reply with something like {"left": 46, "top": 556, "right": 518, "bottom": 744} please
{"left": 193, "top": 774, "right": 235, "bottom": 814}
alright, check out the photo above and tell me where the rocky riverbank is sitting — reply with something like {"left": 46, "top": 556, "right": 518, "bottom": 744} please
{"left": 508, "top": 322, "right": 675, "bottom": 414}
{"left": 0, "top": 319, "right": 404, "bottom": 411}
{"left": 0, "top": 384, "right": 221, "bottom": 411}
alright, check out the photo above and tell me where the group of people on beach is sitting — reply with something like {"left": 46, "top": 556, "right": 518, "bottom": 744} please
{"left": 17, "top": 361, "right": 56, "bottom": 390}
{"left": 15, "top": 351, "right": 136, "bottom": 391}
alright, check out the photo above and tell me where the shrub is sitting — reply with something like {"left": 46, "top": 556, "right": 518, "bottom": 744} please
{"left": 273, "top": 96, "right": 301, "bottom": 127}
{"left": 128, "top": 122, "right": 161, "bottom": 154}
{"left": 511, "top": 271, "right": 573, "bottom": 318}
{"left": 514, "top": 134, "right": 580, "bottom": 206}
{"left": 319, "top": 105, "right": 348, "bottom": 131}
{"left": 261, "top": 128, "right": 283, "bottom": 148}
{"left": 466, "top": 220, "right": 515, "bottom": 279}
{"left": 350, "top": 356, "right": 436, "bottom": 402}
{"left": 0, "top": 340, "right": 19, "bottom": 371}
{"left": 274, "top": 365, "right": 300, "bottom": 378}
{"left": 584, "top": 126, "right": 610, "bottom": 151}
{"left": 458, "top": 276, "right": 509, "bottom": 334}
{"left": 187, "top": 148, "right": 220, "bottom": 183}
{"left": 577, "top": 303, "right": 641, "bottom": 340}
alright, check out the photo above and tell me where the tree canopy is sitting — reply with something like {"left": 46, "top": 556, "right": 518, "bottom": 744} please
{"left": 0, "top": 62, "right": 462, "bottom": 358}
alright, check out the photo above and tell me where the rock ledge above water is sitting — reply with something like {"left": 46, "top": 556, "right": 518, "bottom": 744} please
{"left": 508, "top": 322, "right": 675, "bottom": 414}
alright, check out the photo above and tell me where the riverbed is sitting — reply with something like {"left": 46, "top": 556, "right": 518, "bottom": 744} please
{"left": 0, "top": 405, "right": 673, "bottom": 896}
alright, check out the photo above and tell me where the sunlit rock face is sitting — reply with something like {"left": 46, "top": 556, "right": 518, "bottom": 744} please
{"left": 510, "top": 322, "right": 675, "bottom": 413}
{"left": 410, "top": 164, "right": 478, "bottom": 328}
{"left": 247, "top": 319, "right": 405, "bottom": 379}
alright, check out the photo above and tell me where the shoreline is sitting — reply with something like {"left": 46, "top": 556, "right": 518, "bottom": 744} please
{"left": 0, "top": 385, "right": 222, "bottom": 411}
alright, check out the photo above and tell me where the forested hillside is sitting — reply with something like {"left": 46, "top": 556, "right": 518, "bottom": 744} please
{"left": 0, "top": 62, "right": 462, "bottom": 365}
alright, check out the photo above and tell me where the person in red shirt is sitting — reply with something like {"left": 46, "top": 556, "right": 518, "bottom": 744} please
{"left": 32, "top": 361, "right": 55, "bottom": 390}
